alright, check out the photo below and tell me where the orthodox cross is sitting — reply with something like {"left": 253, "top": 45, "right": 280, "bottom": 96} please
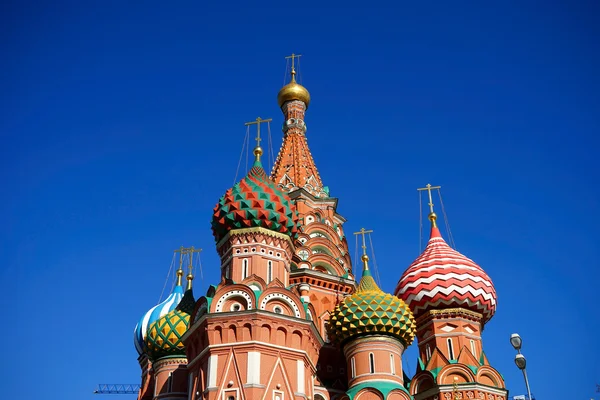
{"left": 174, "top": 246, "right": 202, "bottom": 271}
{"left": 353, "top": 228, "right": 373, "bottom": 257}
{"left": 285, "top": 53, "right": 302, "bottom": 71}
{"left": 245, "top": 117, "right": 272, "bottom": 148}
{"left": 417, "top": 183, "right": 441, "bottom": 214}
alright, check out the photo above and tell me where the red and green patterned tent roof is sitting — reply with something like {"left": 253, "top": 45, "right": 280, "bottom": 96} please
{"left": 212, "top": 160, "right": 299, "bottom": 243}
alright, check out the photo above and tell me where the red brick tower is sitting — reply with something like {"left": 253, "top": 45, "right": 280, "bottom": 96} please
{"left": 184, "top": 133, "right": 322, "bottom": 400}
{"left": 271, "top": 54, "right": 356, "bottom": 395}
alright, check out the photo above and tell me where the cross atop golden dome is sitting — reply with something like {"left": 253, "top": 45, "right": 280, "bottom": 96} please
{"left": 277, "top": 53, "right": 311, "bottom": 109}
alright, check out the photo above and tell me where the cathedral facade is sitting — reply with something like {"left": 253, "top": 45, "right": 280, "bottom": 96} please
{"left": 131, "top": 59, "right": 509, "bottom": 400}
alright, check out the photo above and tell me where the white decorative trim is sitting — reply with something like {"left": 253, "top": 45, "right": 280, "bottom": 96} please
{"left": 440, "top": 324, "right": 457, "bottom": 332}
{"left": 208, "top": 355, "right": 218, "bottom": 388}
{"left": 247, "top": 352, "right": 261, "bottom": 384}
{"left": 215, "top": 290, "right": 253, "bottom": 312}
{"left": 260, "top": 293, "right": 302, "bottom": 318}
{"left": 297, "top": 359, "right": 305, "bottom": 394}
{"left": 187, "top": 340, "right": 312, "bottom": 369}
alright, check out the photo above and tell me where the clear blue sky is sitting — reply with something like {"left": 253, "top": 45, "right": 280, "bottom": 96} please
{"left": 2, "top": 1, "right": 599, "bottom": 399}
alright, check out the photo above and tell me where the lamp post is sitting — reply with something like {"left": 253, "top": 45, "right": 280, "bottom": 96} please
{"left": 510, "top": 333, "right": 533, "bottom": 400}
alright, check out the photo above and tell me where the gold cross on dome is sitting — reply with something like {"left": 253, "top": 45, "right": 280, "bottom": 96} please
{"left": 174, "top": 246, "right": 202, "bottom": 267}
{"left": 285, "top": 53, "right": 302, "bottom": 71}
{"left": 245, "top": 117, "right": 273, "bottom": 147}
{"left": 417, "top": 183, "right": 441, "bottom": 214}
{"left": 353, "top": 228, "right": 373, "bottom": 257}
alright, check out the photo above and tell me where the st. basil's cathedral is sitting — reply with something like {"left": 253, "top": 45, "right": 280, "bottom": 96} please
{"left": 130, "top": 57, "right": 508, "bottom": 400}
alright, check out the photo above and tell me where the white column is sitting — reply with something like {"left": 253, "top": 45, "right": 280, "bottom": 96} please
{"left": 207, "top": 355, "right": 218, "bottom": 388}
{"left": 297, "top": 359, "right": 305, "bottom": 394}
{"left": 247, "top": 352, "right": 261, "bottom": 384}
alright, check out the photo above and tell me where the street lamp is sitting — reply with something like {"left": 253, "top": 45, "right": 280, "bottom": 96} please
{"left": 510, "top": 333, "right": 522, "bottom": 351}
{"left": 510, "top": 333, "right": 533, "bottom": 400}
{"left": 514, "top": 354, "right": 526, "bottom": 370}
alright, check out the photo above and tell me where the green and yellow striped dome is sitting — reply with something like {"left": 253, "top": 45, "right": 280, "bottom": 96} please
{"left": 145, "top": 309, "right": 190, "bottom": 361}
{"left": 327, "top": 255, "right": 416, "bottom": 346}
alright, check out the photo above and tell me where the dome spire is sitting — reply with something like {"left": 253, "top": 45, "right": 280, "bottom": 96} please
{"left": 244, "top": 117, "right": 272, "bottom": 165}
{"left": 277, "top": 53, "right": 311, "bottom": 109}
{"left": 287, "top": 53, "right": 300, "bottom": 83}
{"left": 353, "top": 227, "right": 380, "bottom": 293}
{"left": 185, "top": 246, "right": 201, "bottom": 290}
{"left": 418, "top": 183, "right": 441, "bottom": 229}
{"left": 176, "top": 246, "right": 185, "bottom": 286}
{"left": 354, "top": 227, "right": 374, "bottom": 276}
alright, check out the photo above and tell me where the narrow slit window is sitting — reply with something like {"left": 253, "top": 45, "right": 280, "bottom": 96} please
{"left": 369, "top": 353, "right": 375, "bottom": 373}
{"left": 242, "top": 259, "right": 248, "bottom": 280}
{"left": 390, "top": 354, "right": 395, "bottom": 375}
{"left": 351, "top": 357, "right": 356, "bottom": 378}
{"left": 447, "top": 338, "right": 455, "bottom": 360}
{"left": 426, "top": 344, "right": 432, "bottom": 361}
{"left": 267, "top": 260, "right": 273, "bottom": 283}
{"left": 470, "top": 339, "right": 476, "bottom": 356}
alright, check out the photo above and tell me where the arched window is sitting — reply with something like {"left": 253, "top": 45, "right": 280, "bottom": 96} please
{"left": 242, "top": 259, "right": 248, "bottom": 280}
{"left": 390, "top": 354, "right": 395, "bottom": 375}
{"left": 369, "top": 353, "right": 375, "bottom": 373}
{"left": 447, "top": 338, "right": 455, "bottom": 360}
{"left": 267, "top": 260, "right": 273, "bottom": 283}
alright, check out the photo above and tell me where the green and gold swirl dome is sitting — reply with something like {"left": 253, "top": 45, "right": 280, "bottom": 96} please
{"left": 328, "top": 257, "right": 416, "bottom": 347}
{"left": 145, "top": 309, "right": 190, "bottom": 361}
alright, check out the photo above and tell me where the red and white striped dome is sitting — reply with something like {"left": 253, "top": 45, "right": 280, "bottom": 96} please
{"left": 394, "top": 223, "right": 497, "bottom": 323}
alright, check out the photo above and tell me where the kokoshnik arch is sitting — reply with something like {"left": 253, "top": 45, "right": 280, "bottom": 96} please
{"left": 131, "top": 54, "right": 509, "bottom": 400}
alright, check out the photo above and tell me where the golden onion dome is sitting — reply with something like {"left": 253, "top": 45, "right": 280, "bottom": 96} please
{"left": 277, "top": 69, "right": 311, "bottom": 109}
{"left": 327, "top": 255, "right": 417, "bottom": 347}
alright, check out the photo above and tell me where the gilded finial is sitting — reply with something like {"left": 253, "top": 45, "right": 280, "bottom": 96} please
{"left": 417, "top": 183, "right": 441, "bottom": 227}
{"left": 174, "top": 246, "right": 202, "bottom": 289}
{"left": 285, "top": 53, "right": 302, "bottom": 83}
{"left": 176, "top": 268, "right": 184, "bottom": 286}
{"left": 175, "top": 246, "right": 185, "bottom": 286}
{"left": 353, "top": 228, "right": 374, "bottom": 272}
{"left": 245, "top": 117, "right": 273, "bottom": 163}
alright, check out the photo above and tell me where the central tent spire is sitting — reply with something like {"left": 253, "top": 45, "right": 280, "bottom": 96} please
{"left": 271, "top": 54, "right": 327, "bottom": 198}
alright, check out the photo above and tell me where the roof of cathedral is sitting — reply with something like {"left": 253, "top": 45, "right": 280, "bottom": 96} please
{"left": 133, "top": 269, "right": 185, "bottom": 355}
{"left": 394, "top": 213, "right": 497, "bottom": 323}
{"left": 211, "top": 154, "right": 299, "bottom": 244}
{"left": 328, "top": 254, "right": 416, "bottom": 347}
